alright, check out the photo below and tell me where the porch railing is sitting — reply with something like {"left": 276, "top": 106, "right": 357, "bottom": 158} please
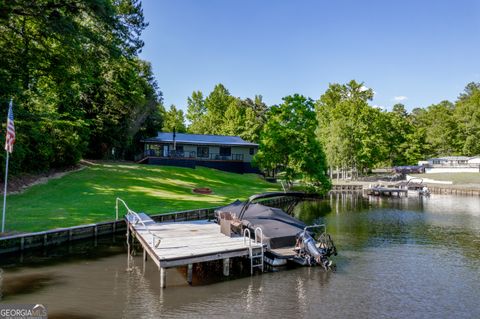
{"left": 142, "top": 150, "right": 243, "bottom": 161}
{"left": 206, "top": 153, "right": 244, "bottom": 161}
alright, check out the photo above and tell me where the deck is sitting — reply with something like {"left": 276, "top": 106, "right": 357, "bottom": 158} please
{"left": 126, "top": 213, "right": 264, "bottom": 288}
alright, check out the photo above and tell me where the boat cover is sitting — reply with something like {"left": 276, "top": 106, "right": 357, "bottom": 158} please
{"left": 215, "top": 201, "right": 306, "bottom": 249}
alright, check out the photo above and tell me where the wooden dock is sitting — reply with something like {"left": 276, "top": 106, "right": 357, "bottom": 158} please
{"left": 364, "top": 186, "right": 408, "bottom": 197}
{"left": 125, "top": 211, "right": 264, "bottom": 288}
{"left": 330, "top": 184, "right": 364, "bottom": 193}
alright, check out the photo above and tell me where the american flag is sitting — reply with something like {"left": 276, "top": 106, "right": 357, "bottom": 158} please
{"left": 5, "top": 100, "right": 15, "bottom": 153}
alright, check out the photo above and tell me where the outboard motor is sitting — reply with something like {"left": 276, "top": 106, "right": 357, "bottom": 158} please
{"left": 295, "top": 230, "right": 335, "bottom": 270}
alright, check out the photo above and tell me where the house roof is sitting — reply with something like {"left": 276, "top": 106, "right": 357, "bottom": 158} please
{"left": 429, "top": 156, "right": 470, "bottom": 161}
{"left": 142, "top": 132, "right": 259, "bottom": 147}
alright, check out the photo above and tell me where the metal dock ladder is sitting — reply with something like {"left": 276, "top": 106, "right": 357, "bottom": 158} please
{"left": 243, "top": 227, "right": 264, "bottom": 274}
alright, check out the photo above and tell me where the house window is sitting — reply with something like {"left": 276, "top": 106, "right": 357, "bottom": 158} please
{"left": 197, "top": 146, "right": 209, "bottom": 158}
{"left": 249, "top": 148, "right": 255, "bottom": 155}
{"left": 219, "top": 147, "right": 231, "bottom": 157}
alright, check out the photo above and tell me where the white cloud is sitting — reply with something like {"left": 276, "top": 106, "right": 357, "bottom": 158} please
{"left": 373, "top": 104, "right": 385, "bottom": 110}
{"left": 393, "top": 96, "right": 408, "bottom": 101}
{"left": 360, "top": 85, "right": 376, "bottom": 96}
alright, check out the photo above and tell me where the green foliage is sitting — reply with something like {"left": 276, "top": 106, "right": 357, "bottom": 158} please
{"left": 412, "top": 101, "right": 459, "bottom": 157}
{"left": 2, "top": 118, "right": 88, "bottom": 174}
{"left": 316, "top": 80, "right": 480, "bottom": 174}
{"left": 163, "top": 104, "right": 186, "bottom": 133}
{"left": 454, "top": 83, "right": 480, "bottom": 156}
{"left": 383, "top": 103, "right": 425, "bottom": 166}
{"left": 316, "top": 80, "right": 384, "bottom": 173}
{"left": 185, "top": 85, "right": 267, "bottom": 142}
{"left": 256, "top": 94, "right": 331, "bottom": 193}
{"left": 201, "top": 84, "right": 236, "bottom": 135}
{"left": 186, "top": 91, "right": 207, "bottom": 134}
{"left": 0, "top": 0, "right": 163, "bottom": 173}
{"left": 239, "top": 96, "right": 268, "bottom": 142}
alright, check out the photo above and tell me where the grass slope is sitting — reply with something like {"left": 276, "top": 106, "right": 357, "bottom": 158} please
{"left": 6, "top": 163, "right": 279, "bottom": 233}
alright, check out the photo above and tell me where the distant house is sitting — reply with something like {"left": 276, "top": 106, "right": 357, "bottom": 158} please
{"left": 420, "top": 156, "right": 480, "bottom": 173}
{"left": 140, "top": 132, "right": 260, "bottom": 174}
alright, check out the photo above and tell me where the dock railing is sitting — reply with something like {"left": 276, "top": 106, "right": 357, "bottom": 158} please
{"left": 116, "top": 198, "right": 162, "bottom": 248}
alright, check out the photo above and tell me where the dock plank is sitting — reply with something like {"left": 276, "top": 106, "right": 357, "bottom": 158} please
{"left": 130, "top": 219, "right": 263, "bottom": 268}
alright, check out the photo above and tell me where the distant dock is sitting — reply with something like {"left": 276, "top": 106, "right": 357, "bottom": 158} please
{"left": 330, "top": 183, "right": 409, "bottom": 197}
{"left": 364, "top": 186, "right": 408, "bottom": 197}
{"left": 125, "top": 211, "right": 264, "bottom": 288}
{"left": 330, "top": 184, "right": 364, "bottom": 193}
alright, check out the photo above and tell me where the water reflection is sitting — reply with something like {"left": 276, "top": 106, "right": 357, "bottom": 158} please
{"left": 0, "top": 271, "right": 61, "bottom": 298}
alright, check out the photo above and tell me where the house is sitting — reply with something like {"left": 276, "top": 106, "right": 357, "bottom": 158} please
{"left": 419, "top": 156, "right": 480, "bottom": 173}
{"left": 140, "top": 132, "right": 260, "bottom": 174}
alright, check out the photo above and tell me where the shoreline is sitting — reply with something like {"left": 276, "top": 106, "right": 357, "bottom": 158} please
{"left": 331, "top": 179, "right": 480, "bottom": 192}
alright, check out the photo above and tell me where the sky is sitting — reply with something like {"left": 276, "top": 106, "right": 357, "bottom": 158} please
{"left": 138, "top": 0, "right": 480, "bottom": 112}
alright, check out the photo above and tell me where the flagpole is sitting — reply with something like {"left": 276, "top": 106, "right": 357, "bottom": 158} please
{"left": 1, "top": 151, "right": 9, "bottom": 233}
{"left": 2, "top": 98, "right": 13, "bottom": 234}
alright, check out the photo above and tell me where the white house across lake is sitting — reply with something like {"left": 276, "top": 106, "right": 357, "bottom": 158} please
{"left": 420, "top": 156, "right": 480, "bottom": 173}
{"left": 140, "top": 132, "right": 260, "bottom": 174}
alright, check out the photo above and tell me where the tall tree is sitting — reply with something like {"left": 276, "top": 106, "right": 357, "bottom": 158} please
{"left": 316, "top": 80, "right": 383, "bottom": 176}
{"left": 256, "top": 94, "right": 330, "bottom": 192}
{"left": 0, "top": 0, "right": 163, "bottom": 172}
{"left": 240, "top": 95, "right": 268, "bottom": 142}
{"left": 163, "top": 105, "right": 186, "bottom": 133}
{"left": 203, "top": 83, "right": 235, "bottom": 135}
{"left": 186, "top": 91, "right": 207, "bottom": 134}
{"left": 186, "top": 85, "right": 267, "bottom": 142}
{"left": 413, "top": 101, "right": 459, "bottom": 157}
{"left": 383, "top": 103, "right": 424, "bottom": 166}
{"left": 222, "top": 99, "right": 245, "bottom": 136}
{"left": 454, "top": 82, "right": 480, "bottom": 155}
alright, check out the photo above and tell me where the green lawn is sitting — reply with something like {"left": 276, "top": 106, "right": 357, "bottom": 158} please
{"left": 5, "top": 163, "right": 280, "bottom": 233}
{"left": 410, "top": 173, "right": 480, "bottom": 185}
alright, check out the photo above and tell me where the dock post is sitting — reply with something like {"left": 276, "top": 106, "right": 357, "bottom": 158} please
{"left": 223, "top": 258, "right": 230, "bottom": 276}
{"left": 187, "top": 264, "right": 193, "bottom": 285}
{"left": 160, "top": 267, "right": 166, "bottom": 289}
{"left": 126, "top": 225, "right": 132, "bottom": 271}
{"left": 143, "top": 249, "right": 147, "bottom": 273}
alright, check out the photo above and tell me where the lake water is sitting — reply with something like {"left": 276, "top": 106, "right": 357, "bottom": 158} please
{"left": 1, "top": 194, "right": 479, "bottom": 319}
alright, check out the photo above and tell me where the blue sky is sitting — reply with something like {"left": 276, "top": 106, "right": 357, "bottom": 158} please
{"left": 139, "top": 0, "right": 480, "bottom": 112}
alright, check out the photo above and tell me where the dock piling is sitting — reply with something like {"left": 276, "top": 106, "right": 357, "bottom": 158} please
{"left": 160, "top": 267, "right": 166, "bottom": 289}
{"left": 143, "top": 249, "right": 147, "bottom": 273}
{"left": 187, "top": 264, "right": 193, "bottom": 285}
{"left": 223, "top": 258, "right": 230, "bottom": 276}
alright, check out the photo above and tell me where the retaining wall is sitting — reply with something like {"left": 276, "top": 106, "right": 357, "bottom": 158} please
{"left": 428, "top": 186, "right": 480, "bottom": 196}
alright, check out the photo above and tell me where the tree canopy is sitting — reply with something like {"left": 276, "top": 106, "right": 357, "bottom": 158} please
{"left": 315, "top": 80, "right": 480, "bottom": 177}
{"left": 0, "top": 0, "right": 163, "bottom": 173}
{"left": 255, "top": 94, "right": 330, "bottom": 192}
{"left": 163, "top": 105, "right": 186, "bottom": 133}
{"left": 185, "top": 84, "right": 267, "bottom": 143}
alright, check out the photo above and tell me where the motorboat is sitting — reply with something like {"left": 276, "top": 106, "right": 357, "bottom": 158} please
{"left": 399, "top": 178, "right": 431, "bottom": 196}
{"left": 215, "top": 192, "right": 337, "bottom": 270}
